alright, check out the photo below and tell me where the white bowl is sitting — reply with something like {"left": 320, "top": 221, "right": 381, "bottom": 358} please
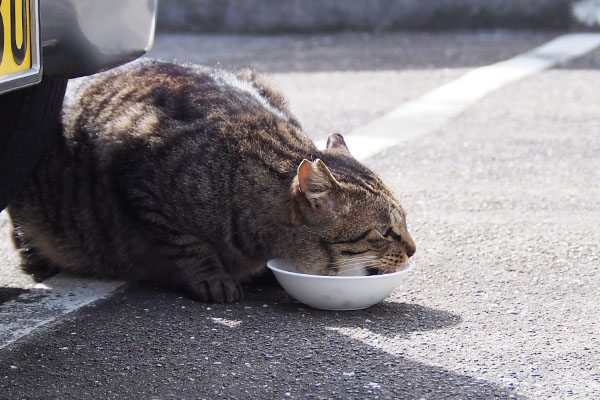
{"left": 266, "top": 259, "right": 412, "bottom": 311}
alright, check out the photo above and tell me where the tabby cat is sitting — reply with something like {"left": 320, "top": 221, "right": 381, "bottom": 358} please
{"left": 8, "top": 60, "right": 416, "bottom": 303}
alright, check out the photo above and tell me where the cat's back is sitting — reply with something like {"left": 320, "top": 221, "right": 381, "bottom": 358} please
{"left": 63, "top": 60, "right": 299, "bottom": 152}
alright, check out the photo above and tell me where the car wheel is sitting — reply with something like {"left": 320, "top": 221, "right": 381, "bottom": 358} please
{"left": 0, "top": 76, "right": 68, "bottom": 211}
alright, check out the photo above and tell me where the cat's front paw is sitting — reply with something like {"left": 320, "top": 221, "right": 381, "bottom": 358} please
{"left": 188, "top": 278, "right": 243, "bottom": 303}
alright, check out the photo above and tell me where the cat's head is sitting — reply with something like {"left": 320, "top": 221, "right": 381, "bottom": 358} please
{"left": 288, "top": 134, "right": 416, "bottom": 276}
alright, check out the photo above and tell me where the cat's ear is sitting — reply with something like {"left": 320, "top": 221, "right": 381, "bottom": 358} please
{"left": 326, "top": 133, "right": 351, "bottom": 155}
{"left": 297, "top": 159, "right": 340, "bottom": 200}
{"left": 290, "top": 159, "right": 343, "bottom": 225}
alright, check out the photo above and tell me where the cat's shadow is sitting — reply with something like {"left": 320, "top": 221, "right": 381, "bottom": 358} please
{"left": 0, "top": 287, "right": 29, "bottom": 306}
{"left": 0, "top": 282, "right": 519, "bottom": 399}
{"left": 191, "top": 285, "right": 517, "bottom": 399}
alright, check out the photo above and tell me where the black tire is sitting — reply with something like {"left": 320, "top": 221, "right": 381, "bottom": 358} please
{"left": 0, "top": 76, "right": 68, "bottom": 210}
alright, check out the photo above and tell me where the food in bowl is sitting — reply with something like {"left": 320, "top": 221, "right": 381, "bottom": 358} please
{"left": 267, "top": 258, "right": 412, "bottom": 310}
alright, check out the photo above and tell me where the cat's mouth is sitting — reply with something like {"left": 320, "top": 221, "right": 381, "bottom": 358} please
{"left": 366, "top": 267, "right": 398, "bottom": 276}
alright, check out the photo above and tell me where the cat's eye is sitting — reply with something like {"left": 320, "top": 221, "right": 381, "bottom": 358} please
{"left": 374, "top": 225, "right": 402, "bottom": 242}
{"left": 373, "top": 226, "right": 388, "bottom": 239}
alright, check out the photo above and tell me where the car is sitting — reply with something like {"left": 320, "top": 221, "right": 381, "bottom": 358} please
{"left": 0, "top": 0, "right": 157, "bottom": 210}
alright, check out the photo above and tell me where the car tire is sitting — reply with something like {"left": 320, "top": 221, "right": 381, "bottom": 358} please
{"left": 0, "top": 76, "right": 68, "bottom": 211}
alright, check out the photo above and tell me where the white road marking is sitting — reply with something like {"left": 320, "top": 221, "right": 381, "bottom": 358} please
{"left": 2, "top": 33, "right": 600, "bottom": 350}
{"left": 318, "top": 33, "right": 600, "bottom": 160}
{"left": 0, "top": 275, "right": 124, "bottom": 349}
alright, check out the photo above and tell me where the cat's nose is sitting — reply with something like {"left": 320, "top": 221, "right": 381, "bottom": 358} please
{"left": 404, "top": 236, "right": 416, "bottom": 258}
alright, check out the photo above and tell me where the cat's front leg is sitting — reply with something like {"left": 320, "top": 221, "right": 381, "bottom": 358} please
{"left": 157, "top": 239, "right": 243, "bottom": 303}
{"left": 183, "top": 272, "right": 243, "bottom": 303}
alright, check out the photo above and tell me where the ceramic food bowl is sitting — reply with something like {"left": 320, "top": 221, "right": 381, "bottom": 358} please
{"left": 266, "top": 258, "right": 412, "bottom": 311}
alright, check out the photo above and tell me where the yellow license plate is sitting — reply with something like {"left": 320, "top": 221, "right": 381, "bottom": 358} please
{"left": 0, "top": 0, "right": 41, "bottom": 94}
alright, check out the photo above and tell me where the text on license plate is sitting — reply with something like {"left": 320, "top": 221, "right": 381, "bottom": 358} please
{"left": 0, "top": 0, "right": 32, "bottom": 77}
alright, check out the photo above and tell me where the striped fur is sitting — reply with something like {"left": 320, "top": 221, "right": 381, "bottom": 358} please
{"left": 8, "top": 60, "right": 415, "bottom": 303}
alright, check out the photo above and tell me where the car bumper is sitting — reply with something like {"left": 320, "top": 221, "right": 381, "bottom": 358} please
{"left": 41, "top": 0, "right": 158, "bottom": 78}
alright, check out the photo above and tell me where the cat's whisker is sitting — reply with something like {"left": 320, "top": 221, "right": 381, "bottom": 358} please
{"left": 329, "top": 255, "right": 378, "bottom": 266}
{"left": 335, "top": 263, "right": 378, "bottom": 271}
{"left": 340, "top": 261, "right": 381, "bottom": 269}
{"left": 335, "top": 255, "right": 378, "bottom": 261}
{"left": 335, "top": 260, "right": 379, "bottom": 269}
{"left": 334, "top": 260, "right": 380, "bottom": 271}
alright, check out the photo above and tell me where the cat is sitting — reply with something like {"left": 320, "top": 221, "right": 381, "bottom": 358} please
{"left": 8, "top": 60, "right": 416, "bottom": 303}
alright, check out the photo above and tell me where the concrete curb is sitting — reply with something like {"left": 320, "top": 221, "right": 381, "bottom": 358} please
{"left": 156, "top": 0, "right": 600, "bottom": 33}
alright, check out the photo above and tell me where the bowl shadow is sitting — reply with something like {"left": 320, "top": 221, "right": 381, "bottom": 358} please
{"left": 246, "top": 283, "right": 461, "bottom": 339}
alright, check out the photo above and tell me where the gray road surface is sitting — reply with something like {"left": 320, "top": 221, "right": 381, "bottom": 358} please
{"left": 1, "top": 31, "right": 599, "bottom": 399}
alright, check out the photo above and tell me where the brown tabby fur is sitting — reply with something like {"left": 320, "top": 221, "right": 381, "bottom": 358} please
{"left": 8, "top": 60, "right": 416, "bottom": 303}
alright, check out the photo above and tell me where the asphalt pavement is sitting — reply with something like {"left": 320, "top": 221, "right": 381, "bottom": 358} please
{"left": 1, "top": 31, "right": 599, "bottom": 399}
{"left": 155, "top": 0, "right": 585, "bottom": 32}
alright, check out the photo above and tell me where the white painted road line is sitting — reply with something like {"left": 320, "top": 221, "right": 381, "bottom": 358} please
{"left": 334, "top": 33, "right": 600, "bottom": 160}
{"left": 0, "top": 276, "right": 124, "bottom": 350}
{"left": 3, "top": 33, "right": 600, "bottom": 350}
